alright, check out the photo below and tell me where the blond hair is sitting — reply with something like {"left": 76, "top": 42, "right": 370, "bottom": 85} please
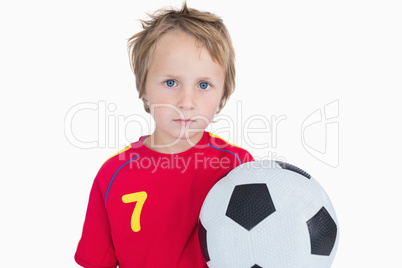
{"left": 127, "top": 2, "right": 235, "bottom": 113}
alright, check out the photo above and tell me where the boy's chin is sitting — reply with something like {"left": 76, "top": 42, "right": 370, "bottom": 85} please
{"left": 175, "top": 129, "right": 205, "bottom": 140}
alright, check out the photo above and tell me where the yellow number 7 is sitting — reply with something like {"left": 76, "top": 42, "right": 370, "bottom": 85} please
{"left": 122, "top": 191, "right": 147, "bottom": 232}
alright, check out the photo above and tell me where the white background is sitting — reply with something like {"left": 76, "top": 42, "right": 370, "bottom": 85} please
{"left": 1, "top": 0, "right": 401, "bottom": 267}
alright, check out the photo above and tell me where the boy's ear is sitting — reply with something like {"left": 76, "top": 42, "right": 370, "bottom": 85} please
{"left": 142, "top": 92, "right": 148, "bottom": 101}
{"left": 141, "top": 96, "right": 150, "bottom": 113}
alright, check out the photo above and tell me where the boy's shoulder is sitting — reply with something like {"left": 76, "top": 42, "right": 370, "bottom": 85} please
{"left": 97, "top": 144, "right": 138, "bottom": 175}
{"left": 99, "top": 136, "right": 148, "bottom": 170}
{"left": 206, "top": 132, "right": 254, "bottom": 163}
{"left": 207, "top": 132, "right": 247, "bottom": 151}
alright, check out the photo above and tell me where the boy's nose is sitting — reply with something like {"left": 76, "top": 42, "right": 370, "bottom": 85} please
{"left": 177, "top": 88, "right": 195, "bottom": 111}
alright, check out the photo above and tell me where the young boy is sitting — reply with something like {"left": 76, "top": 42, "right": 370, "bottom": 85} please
{"left": 75, "top": 3, "right": 253, "bottom": 268}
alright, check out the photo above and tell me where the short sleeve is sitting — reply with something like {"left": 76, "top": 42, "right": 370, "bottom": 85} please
{"left": 75, "top": 169, "right": 118, "bottom": 268}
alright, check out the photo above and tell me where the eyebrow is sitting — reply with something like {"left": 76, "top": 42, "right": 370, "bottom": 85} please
{"left": 161, "top": 74, "right": 217, "bottom": 81}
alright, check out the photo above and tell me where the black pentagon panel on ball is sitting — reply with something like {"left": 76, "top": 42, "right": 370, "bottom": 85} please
{"left": 225, "top": 183, "right": 275, "bottom": 231}
{"left": 250, "top": 264, "right": 263, "bottom": 268}
{"left": 275, "top": 161, "right": 311, "bottom": 179}
{"left": 306, "top": 206, "right": 337, "bottom": 256}
{"left": 198, "top": 220, "right": 210, "bottom": 262}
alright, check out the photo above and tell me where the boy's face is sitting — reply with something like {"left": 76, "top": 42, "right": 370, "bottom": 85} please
{"left": 144, "top": 30, "right": 225, "bottom": 148}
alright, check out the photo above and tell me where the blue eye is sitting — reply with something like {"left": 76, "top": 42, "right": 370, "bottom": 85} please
{"left": 199, "top": 82, "right": 210, "bottom": 90}
{"left": 165, "top": 80, "right": 177, "bottom": 87}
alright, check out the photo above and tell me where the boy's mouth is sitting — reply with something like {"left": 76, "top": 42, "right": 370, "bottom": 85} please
{"left": 173, "top": 119, "right": 196, "bottom": 126}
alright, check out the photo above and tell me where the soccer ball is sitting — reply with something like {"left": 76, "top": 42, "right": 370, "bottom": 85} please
{"left": 198, "top": 160, "right": 339, "bottom": 268}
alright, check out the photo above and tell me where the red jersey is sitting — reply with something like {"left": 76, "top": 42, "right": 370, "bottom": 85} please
{"left": 75, "top": 131, "right": 253, "bottom": 268}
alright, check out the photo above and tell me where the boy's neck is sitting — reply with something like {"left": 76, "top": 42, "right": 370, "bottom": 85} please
{"left": 143, "top": 131, "right": 205, "bottom": 154}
